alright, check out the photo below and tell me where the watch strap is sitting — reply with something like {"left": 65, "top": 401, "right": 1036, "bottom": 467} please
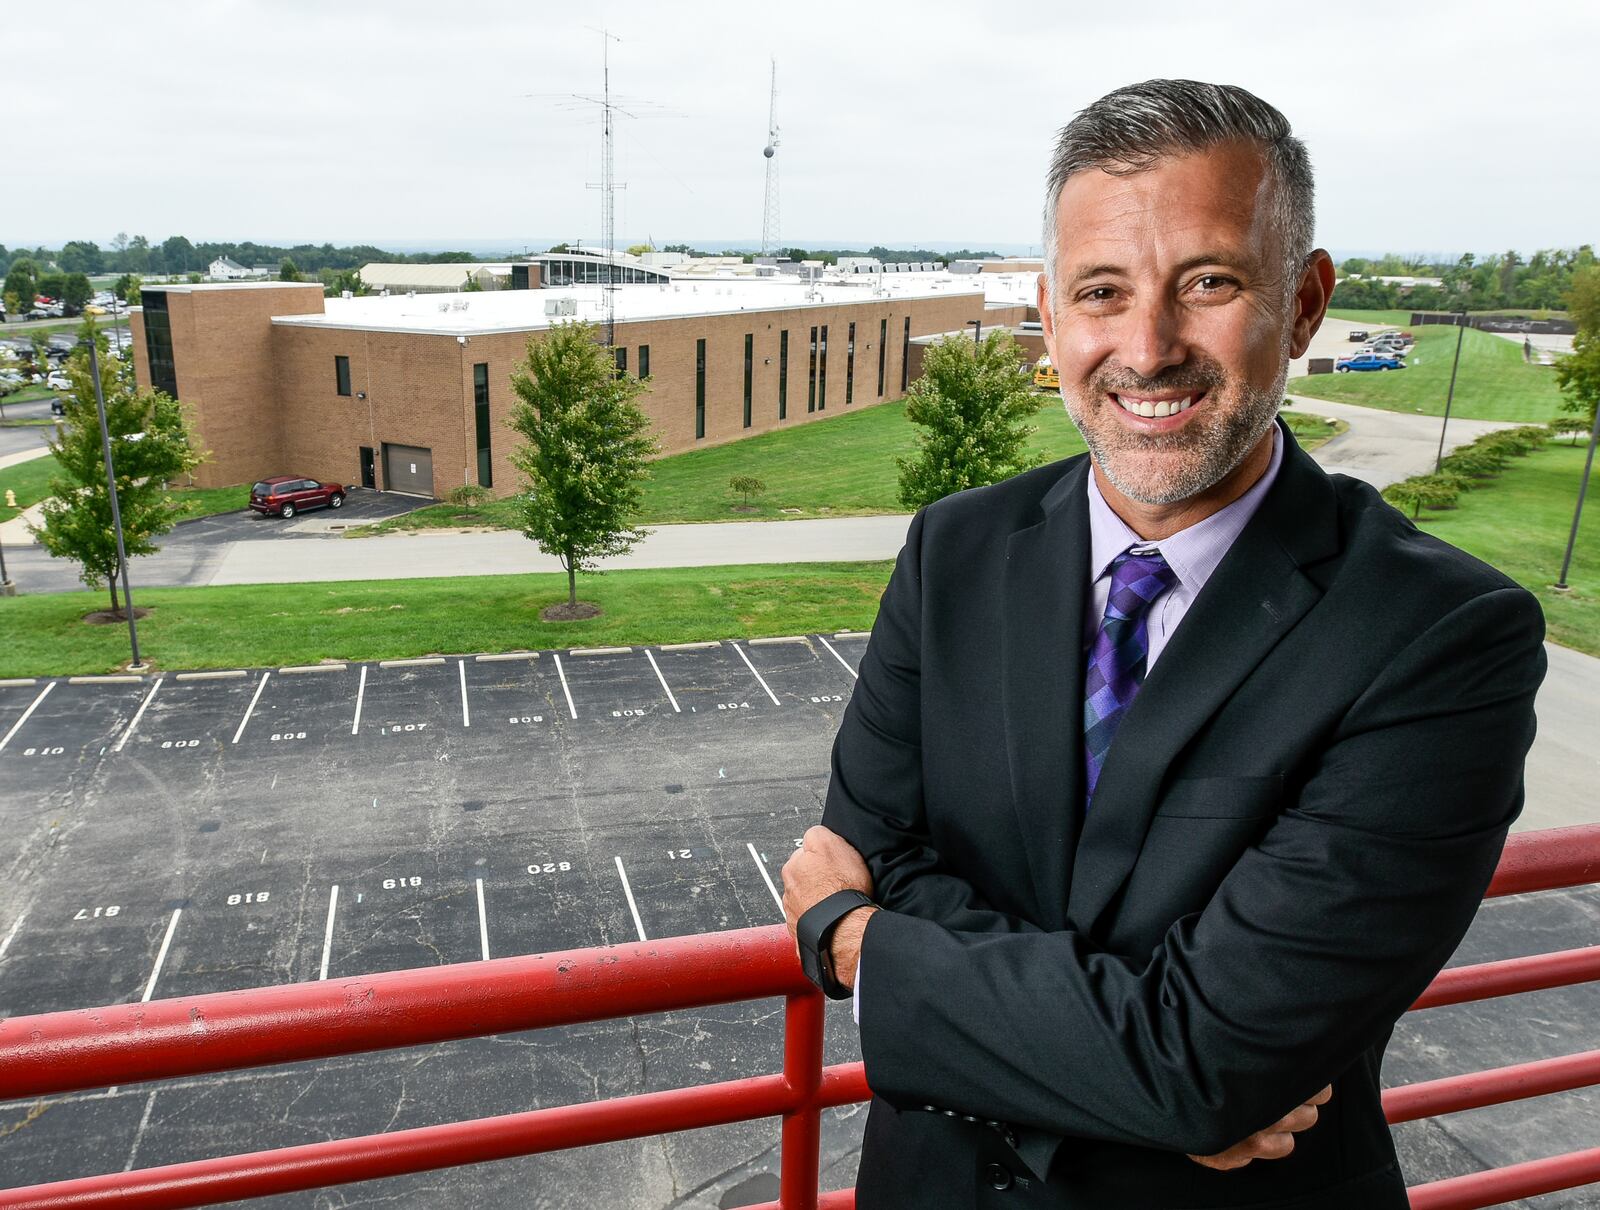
{"left": 797, "top": 889, "right": 875, "bottom": 999}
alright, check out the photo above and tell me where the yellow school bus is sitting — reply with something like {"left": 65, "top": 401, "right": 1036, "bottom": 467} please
{"left": 1033, "top": 355, "right": 1060, "bottom": 390}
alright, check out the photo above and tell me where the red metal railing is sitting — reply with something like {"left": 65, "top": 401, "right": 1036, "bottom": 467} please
{"left": 0, "top": 823, "right": 1597, "bottom": 1210}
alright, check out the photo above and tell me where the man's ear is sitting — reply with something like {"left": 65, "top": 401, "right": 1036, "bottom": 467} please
{"left": 1289, "top": 250, "right": 1336, "bottom": 359}
{"left": 1037, "top": 272, "right": 1059, "bottom": 367}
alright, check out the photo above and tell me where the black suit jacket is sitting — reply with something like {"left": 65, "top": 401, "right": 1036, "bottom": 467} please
{"left": 822, "top": 422, "right": 1546, "bottom": 1209}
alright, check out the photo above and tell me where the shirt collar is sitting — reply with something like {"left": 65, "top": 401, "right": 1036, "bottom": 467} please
{"left": 1086, "top": 421, "right": 1284, "bottom": 592}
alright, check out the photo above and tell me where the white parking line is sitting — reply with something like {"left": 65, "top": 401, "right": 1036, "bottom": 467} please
{"left": 232, "top": 672, "right": 270, "bottom": 745}
{"left": 552, "top": 654, "right": 578, "bottom": 720}
{"left": 644, "top": 650, "right": 681, "bottom": 713}
{"left": 319, "top": 885, "right": 339, "bottom": 980}
{"left": 614, "top": 856, "right": 647, "bottom": 941}
{"left": 351, "top": 666, "right": 367, "bottom": 736}
{"left": 142, "top": 909, "right": 182, "bottom": 1002}
{"left": 0, "top": 682, "right": 55, "bottom": 753}
{"left": 747, "top": 842, "right": 784, "bottom": 914}
{"left": 458, "top": 660, "right": 471, "bottom": 728}
{"left": 114, "top": 678, "right": 164, "bottom": 753}
{"left": 0, "top": 911, "right": 28, "bottom": 961}
{"left": 730, "top": 643, "right": 782, "bottom": 706}
{"left": 817, "top": 636, "right": 859, "bottom": 680}
{"left": 476, "top": 878, "right": 490, "bottom": 961}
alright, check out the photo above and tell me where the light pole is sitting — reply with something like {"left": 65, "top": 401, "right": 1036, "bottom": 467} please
{"left": 86, "top": 336, "right": 145, "bottom": 669}
{"left": 967, "top": 319, "right": 982, "bottom": 355}
{"left": 1554, "top": 404, "right": 1600, "bottom": 593}
{"left": 1434, "top": 311, "right": 1468, "bottom": 474}
{"left": 0, "top": 529, "right": 13, "bottom": 596}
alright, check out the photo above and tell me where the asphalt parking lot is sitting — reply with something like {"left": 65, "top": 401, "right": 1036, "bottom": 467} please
{"left": 0, "top": 631, "right": 1596, "bottom": 1207}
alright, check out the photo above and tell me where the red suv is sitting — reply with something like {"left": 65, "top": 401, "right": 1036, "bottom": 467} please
{"left": 250, "top": 476, "right": 347, "bottom": 519}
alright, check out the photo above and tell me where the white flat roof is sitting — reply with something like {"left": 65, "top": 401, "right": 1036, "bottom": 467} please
{"left": 270, "top": 274, "right": 1014, "bottom": 337}
{"left": 144, "top": 281, "right": 325, "bottom": 293}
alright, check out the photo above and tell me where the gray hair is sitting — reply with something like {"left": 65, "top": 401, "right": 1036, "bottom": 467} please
{"left": 1041, "top": 79, "right": 1314, "bottom": 299}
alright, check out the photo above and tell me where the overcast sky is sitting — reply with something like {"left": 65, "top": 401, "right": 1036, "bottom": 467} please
{"left": 9, "top": 0, "right": 1597, "bottom": 258}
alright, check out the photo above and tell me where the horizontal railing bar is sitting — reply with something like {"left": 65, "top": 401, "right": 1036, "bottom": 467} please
{"left": 746, "top": 1190, "right": 858, "bottom": 1210}
{"left": 0, "top": 1072, "right": 803, "bottom": 1210}
{"left": 0, "top": 927, "right": 810, "bottom": 1102}
{"left": 1411, "top": 944, "right": 1600, "bottom": 1010}
{"left": 1384, "top": 1048, "right": 1600, "bottom": 1124}
{"left": 1407, "top": 1144, "right": 1600, "bottom": 1210}
{"left": 1485, "top": 824, "right": 1600, "bottom": 898}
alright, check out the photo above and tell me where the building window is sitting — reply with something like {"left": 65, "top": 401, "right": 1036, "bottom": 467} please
{"left": 614, "top": 346, "right": 627, "bottom": 378}
{"left": 335, "top": 355, "right": 352, "bottom": 397}
{"left": 779, "top": 329, "right": 788, "bottom": 419}
{"left": 902, "top": 316, "right": 911, "bottom": 391}
{"left": 473, "top": 362, "right": 492, "bottom": 488}
{"left": 743, "top": 333, "right": 753, "bottom": 428}
{"left": 878, "top": 318, "right": 888, "bottom": 396}
{"left": 818, "top": 324, "right": 829, "bottom": 410}
{"left": 845, "top": 322, "right": 855, "bottom": 405}
{"left": 808, "top": 326, "right": 818, "bottom": 413}
{"left": 695, "top": 338, "right": 706, "bottom": 439}
{"left": 511, "top": 264, "right": 531, "bottom": 290}
{"left": 639, "top": 345, "right": 650, "bottom": 379}
{"left": 141, "top": 289, "right": 177, "bottom": 398}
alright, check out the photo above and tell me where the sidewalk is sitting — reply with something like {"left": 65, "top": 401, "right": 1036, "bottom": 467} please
{"left": 208, "top": 514, "right": 916, "bottom": 586}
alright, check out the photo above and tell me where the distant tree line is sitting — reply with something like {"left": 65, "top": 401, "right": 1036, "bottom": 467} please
{"left": 1331, "top": 246, "right": 1595, "bottom": 314}
{"left": 0, "top": 237, "right": 523, "bottom": 280}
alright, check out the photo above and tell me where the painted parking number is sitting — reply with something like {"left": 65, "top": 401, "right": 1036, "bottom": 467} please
{"left": 73, "top": 905, "right": 121, "bottom": 920}
{"left": 527, "top": 862, "right": 572, "bottom": 874}
{"left": 227, "top": 892, "right": 270, "bottom": 906}
{"left": 20, "top": 746, "right": 65, "bottom": 756}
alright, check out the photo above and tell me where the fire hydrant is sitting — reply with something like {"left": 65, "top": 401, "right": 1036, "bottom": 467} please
{"left": 4, "top": 490, "right": 15, "bottom": 509}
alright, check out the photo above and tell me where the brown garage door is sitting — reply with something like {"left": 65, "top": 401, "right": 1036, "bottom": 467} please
{"left": 383, "top": 444, "right": 433, "bottom": 497}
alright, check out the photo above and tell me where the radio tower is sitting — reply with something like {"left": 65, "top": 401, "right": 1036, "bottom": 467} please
{"left": 597, "top": 29, "right": 621, "bottom": 347}
{"left": 760, "top": 58, "right": 780, "bottom": 256}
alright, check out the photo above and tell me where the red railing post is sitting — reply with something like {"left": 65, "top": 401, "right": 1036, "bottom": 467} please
{"left": 779, "top": 988, "right": 826, "bottom": 1210}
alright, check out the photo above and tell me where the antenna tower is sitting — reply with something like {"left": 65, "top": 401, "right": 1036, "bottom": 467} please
{"left": 761, "top": 58, "right": 780, "bottom": 256}
{"left": 597, "top": 29, "right": 622, "bottom": 347}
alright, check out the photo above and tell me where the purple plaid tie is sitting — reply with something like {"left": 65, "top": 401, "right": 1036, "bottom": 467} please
{"left": 1083, "top": 548, "right": 1178, "bottom": 807}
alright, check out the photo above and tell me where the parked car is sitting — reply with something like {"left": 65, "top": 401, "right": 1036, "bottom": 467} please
{"left": 50, "top": 397, "right": 65, "bottom": 416}
{"left": 44, "top": 373, "right": 70, "bottom": 390}
{"left": 1347, "top": 330, "right": 1369, "bottom": 342}
{"left": 249, "top": 476, "right": 347, "bottom": 518}
{"left": 1336, "top": 352, "right": 1407, "bottom": 372}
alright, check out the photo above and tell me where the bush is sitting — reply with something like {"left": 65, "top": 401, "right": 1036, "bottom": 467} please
{"left": 1550, "top": 416, "right": 1591, "bottom": 444}
{"left": 729, "top": 475, "right": 767, "bottom": 507}
{"left": 446, "top": 484, "right": 490, "bottom": 508}
{"left": 1439, "top": 447, "right": 1508, "bottom": 478}
{"left": 1382, "top": 475, "right": 1462, "bottom": 516}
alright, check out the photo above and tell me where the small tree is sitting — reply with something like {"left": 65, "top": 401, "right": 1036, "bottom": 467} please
{"left": 33, "top": 320, "right": 205, "bottom": 616}
{"left": 1555, "top": 264, "right": 1600, "bottom": 428}
{"left": 506, "top": 320, "right": 657, "bottom": 615}
{"left": 896, "top": 330, "right": 1043, "bottom": 510}
{"left": 62, "top": 273, "right": 92, "bottom": 315}
{"left": 29, "top": 333, "right": 50, "bottom": 379}
{"left": 729, "top": 474, "right": 766, "bottom": 508}
{"left": 4, "top": 259, "right": 36, "bottom": 312}
{"left": 278, "top": 258, "right": 303, "bottom": 282}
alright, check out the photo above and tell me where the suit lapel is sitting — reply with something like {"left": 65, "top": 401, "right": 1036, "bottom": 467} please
{"left": 1065, "top": 426, "right": 1341, "bottom": 937}
{"left": 1001, "top": 458, "right": 1091, "bottom": 932}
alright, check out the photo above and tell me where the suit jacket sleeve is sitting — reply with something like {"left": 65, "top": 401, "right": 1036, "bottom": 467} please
{"left": 825, "top": 507, "right": 1044, "bottom": 937}
{"left": 835, "top": 529, "right": 1545, "bottom": 1157}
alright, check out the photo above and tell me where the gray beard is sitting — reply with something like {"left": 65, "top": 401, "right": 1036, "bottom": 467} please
{"left": 1067, "top": 362, "right": 1289, "bottom": 506}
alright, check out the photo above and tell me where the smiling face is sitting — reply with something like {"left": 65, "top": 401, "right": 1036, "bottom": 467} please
{"left": 1039, "top": 139, "right": 1329, "bottom": 516}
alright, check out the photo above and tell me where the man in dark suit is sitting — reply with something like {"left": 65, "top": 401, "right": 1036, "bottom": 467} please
{"left": 782, "top": 80, "right": 1546, "bottom": 1208}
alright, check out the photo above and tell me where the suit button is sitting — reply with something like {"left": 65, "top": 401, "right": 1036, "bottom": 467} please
{"left": 985, "top": 1162, "right": 1012, "bottom": 1191}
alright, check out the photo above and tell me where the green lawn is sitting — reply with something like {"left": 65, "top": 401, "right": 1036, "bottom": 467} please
{"left": 0, "top": 453, "right": 249, "bottom": 525}
{"left": 1288, "top": 324, "right": 1564, "bottom": 423}
{"left": 350, "top": 400, "right": 1340, "bottom": 536}
{"left": 1327, "top": 309, "right": 1414, "bottom": 327}
{"left": 0, "top": 562, "right": 895, "bottom": 678}
{"left": 1413, "top": 441, "right": 1598, "bottom": 657}
{"left": 0, "top": 454, "right": 58, "bottom": 522}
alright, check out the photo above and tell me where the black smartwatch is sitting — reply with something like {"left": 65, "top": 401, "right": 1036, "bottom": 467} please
{"left": 797, "top": 889, "right": 875, "bottom": 999}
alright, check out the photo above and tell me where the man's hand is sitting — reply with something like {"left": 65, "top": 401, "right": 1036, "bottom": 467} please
{"left": 782, "top": 825, "right": 876, "bottom": 989}
{"left": 1187, "top": 1085, "right": 1333, "bottom": 1171}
